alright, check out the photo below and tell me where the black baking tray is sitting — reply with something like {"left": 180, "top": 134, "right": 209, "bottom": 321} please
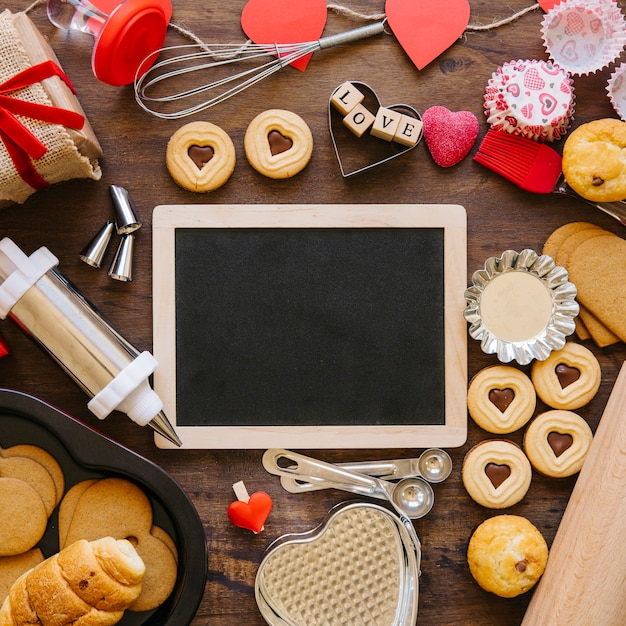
{"left": 0, "top": 388, "right": 206, "bottom": 625}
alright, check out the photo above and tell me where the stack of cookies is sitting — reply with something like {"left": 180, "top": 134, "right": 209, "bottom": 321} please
{"left": 543, "top": 222, "right": 626, "bottom": 347}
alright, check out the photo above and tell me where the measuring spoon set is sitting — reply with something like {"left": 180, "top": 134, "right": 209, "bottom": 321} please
{"left": 262, "top": 448, "right": 452, "bottom": 520}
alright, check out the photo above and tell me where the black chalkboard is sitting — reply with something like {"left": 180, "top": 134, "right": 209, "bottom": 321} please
{"left": 152, "top": 204, "right": 467, "bottom": 449}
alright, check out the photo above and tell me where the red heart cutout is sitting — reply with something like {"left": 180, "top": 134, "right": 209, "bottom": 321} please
{"left": 538, "top": 0, "right": 560, "bottom": 10}
{"left": 240, "top": 0, "right": 327, "bottom": 71}
{"left": 422, "top": 106, "right": 478, "bottom": 167}
{"left": 227, "top": 491, "right": 273, "bottom": 533}
{"left": 385, "top": 0, "right": 470, "bottom": 70}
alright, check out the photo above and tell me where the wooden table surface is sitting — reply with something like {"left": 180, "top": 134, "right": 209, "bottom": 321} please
{"left": 1, "top": 1, "right": 625, "bottom": 624}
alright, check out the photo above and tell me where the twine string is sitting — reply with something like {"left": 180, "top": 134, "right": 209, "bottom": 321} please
{"left": 24, "top": 0, "right": 541, "bottom": 44}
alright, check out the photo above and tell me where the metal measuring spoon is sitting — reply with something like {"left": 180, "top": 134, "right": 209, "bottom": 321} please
{"left": 279, "top": 448, "right": 453, "bottom": 493}
{"left": 263, "top": 449, "right": 435, "bottom": 520}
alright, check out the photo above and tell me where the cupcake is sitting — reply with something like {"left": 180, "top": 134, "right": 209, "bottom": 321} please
{"left": 484, "top": 59, "right": 575, "bottom": 142}
{"left": 467, "top": 515, "right": 549, "bottom": 598}
{"left": 541, "top": 0, "right": 626, "bottom": 76}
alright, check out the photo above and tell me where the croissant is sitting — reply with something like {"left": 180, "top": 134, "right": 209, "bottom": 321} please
{"left": 0, "top": 537, "right": 145, "bottom": 626}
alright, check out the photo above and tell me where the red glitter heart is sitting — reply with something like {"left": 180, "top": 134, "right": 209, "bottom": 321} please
{"left": 422, "top": 106, "right": 479, "bottom": 167}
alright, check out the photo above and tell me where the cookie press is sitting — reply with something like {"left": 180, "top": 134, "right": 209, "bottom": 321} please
{"left": 46, "top": 0, "right": 172, "bottom": 86}
{"left": 0, "top": 237, "right": 181, "bottom": 446}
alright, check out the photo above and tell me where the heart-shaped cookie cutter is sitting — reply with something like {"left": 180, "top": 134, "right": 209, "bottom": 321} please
{"left": 255, "top": 501, "right": 420, "bottom": 626}
{"left": 328, "top": 81, "right": 423, "bottom": 177}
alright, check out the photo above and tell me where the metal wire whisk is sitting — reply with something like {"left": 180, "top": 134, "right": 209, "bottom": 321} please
{"left": 134, "top": 20, "right": 387, "bottom": 119}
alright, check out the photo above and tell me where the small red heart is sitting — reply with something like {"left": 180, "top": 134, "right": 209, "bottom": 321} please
{"left": 240, "top": 0, "right": 327, "bottom": 71}
{"left": 422, "top": 106, "right": 479, "bottom": 167}
{"left": 227, "top": 491, "right": 273, "bottom": 533}
{"left": 385, "top": 0, "right": 470, "bottom": 70}
{"left": 537, "top": 0, "right": 560, "bottom": 10}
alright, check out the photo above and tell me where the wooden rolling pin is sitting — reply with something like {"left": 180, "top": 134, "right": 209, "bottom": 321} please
{"left": 521, "top": 361, "right": 626, "bottom": 626}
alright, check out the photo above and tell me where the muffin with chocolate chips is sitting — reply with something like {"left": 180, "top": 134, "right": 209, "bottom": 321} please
{"left": 467, "top": 515, "right": 548, "bottom": 598}
{"left": 562, "top": 118, "right": 626, "bottom": 203}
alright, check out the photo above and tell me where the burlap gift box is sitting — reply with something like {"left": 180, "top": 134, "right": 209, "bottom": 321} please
{"left": 0, "top": 9, "right": 102, "bottom": 206}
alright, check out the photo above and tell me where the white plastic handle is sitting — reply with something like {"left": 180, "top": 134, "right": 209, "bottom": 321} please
{"left": 88, "top": 351, "right": 159, "bottom": 424}
{"left": 0, "top": 238, "right": 58, "bottom": 319}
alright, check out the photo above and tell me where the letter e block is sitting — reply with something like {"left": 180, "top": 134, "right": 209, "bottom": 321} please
{"left": 330, "top": 82, "right": 365, "bottom": 115}
{"left": 393, "top": 115, "right": 423, "bottom": 147}
{"left": 343, "top": 103, "right": 376, "bottom": 137}
{"left": 370, "top": 107, "right": 401, "bottom": 141}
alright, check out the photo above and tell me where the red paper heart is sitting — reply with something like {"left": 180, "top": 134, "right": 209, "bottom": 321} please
{"left": 385, "top": 0, "right": 470, "bottom": 70}
{"left": 422, "top": 106, "right": 479, "bottom": 167}
{"left": 227, "top": 491, "right": 273, "bottom": 533}
{"left": 240, "top": 0, "right": 327, "bottom": 71}
{"left": 537, "top": 0, "right": 559, "bottom": 10}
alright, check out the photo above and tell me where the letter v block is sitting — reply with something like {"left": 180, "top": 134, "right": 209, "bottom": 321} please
{"left": 370, "top": 107, "right": 402, "bottom": 141}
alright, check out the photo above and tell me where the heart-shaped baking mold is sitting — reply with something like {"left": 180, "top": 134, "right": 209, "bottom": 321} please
{"left": 255, "top": 502, "right": 420, "bottom": 625}
{"left": 328, "top": 82, "right": 422, "bottom": 177}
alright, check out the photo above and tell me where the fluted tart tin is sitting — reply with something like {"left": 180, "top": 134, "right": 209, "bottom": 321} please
{"left": 464, "top": 249, "right": 579, "bottom": 365}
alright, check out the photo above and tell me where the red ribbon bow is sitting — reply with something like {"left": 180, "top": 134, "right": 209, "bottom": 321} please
{"left": 0, "top": 60, "right": 86, "bottom": 191}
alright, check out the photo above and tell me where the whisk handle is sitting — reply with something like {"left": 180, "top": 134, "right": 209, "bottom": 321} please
{"left": 318, "top": 21, "right": 386, "bottom": 50}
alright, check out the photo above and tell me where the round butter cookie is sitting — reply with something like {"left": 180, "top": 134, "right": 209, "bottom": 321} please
{"left": 467, "top": 514, "right": 548, "bottom": 598}
{"left": 166, "top": 121, "right": 236, "bottom": 192}
{"left": 524, "top": 410, "right": 593, "bottom": 478}
{"left": 244, "top": 109, "right": 313, "bottom": 178}
{"left": 468, "top": 365, "right": 536, "bottom": 434}
{"left": 531, "top": 342, "right": 601, "bottom": 410}
{"left": 462, "top": 440, "right": 532, "bottom": 509}
{"left": 562, "top": 118, "right": 626, "bottom": 202}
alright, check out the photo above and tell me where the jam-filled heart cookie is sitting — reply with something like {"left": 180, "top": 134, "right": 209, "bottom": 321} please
{"left": 166, "top": 121, "right": 236, "bottom": 192}
{"left": 524, "top": 410, "right": 593, "bottom": 478}
{"left": 467, "top": 514, "right": 548, "bottom": 598}
{"left": 462, "top": 440, "right": 532, "bottom": 509}
{"left": 531, "top": 342, "right": 601, "bottom": 410}
{"left": 244, "top": 109, "right": 313, "bottom": 178}
{"left": 468, "top": 365, "right": 536, "bottom": 434}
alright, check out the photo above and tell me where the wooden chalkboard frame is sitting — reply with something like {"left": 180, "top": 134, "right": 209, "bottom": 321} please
{"left": 152, "top": 204, "right": 467, "bottom": 449}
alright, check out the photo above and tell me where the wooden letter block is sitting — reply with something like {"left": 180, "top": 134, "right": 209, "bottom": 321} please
{"left": 343, "top": 103, "right": 376, "bottom": 137}
{"left": 370, "top": 107, "right": 402, "bottom": 141}
{"left": 393, "top": 115, "right": 423, "bottom": 147}
{"left": 330, "top": 82, "right": 365, "bottom": 116}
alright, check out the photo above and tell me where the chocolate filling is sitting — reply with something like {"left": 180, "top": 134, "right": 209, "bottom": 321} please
{"left": 555, "top": 363, "right": 580, "bottom": 389}
{"left": 484, "top": 462, "right": 511, "bottom": 489}
{"left": 268, "top": 130, "right": 293, "bottom": 156}
{"left": 547, "top": 431, "right": 573, "bottom": 457}
{"left": 188, "top": 145, "right": 214, "bottom": 170}
{"left": 488, "top": 388, "right": 515, "bottom": 413}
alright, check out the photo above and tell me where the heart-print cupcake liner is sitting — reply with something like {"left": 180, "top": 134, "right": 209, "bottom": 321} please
{"left": 541, "top": 0, "right": 626, "bottom": 76}
{"left": 607, "top": 62, "right": 626, "bottom": 120}
{"left": 484, "top": 59, "right": 575, "bottom": 142}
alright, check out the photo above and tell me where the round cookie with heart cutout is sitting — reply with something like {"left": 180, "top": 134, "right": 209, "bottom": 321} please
{"left": 244, "top": 109, "right": 313, "bottom": 179}
{"left": 524, "top": 409, "right": 593, "bottom": 478}
{"left": 468, "top": 365, "right": 536, "bottom": 434}
{"left": 166, "top": 121, "right": 236, "bottom": 192}
{"left": 531, "top": 342, "right": 601, "bottom": 410}
{"left": 462, "top": 439, "right": 532, "bottom": 509}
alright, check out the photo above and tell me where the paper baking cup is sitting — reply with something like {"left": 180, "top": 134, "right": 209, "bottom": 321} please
{"left": 541, "top": 0, "right": 626, "bottom": 76}
{"left": 464, "top": 250, "right": 579, "bottom": 366}
{"left": 607, "top": 62, "right": 626, "bottom": 120}
{"left": 484, "top": 59, "right": 575, "bottom": 142}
